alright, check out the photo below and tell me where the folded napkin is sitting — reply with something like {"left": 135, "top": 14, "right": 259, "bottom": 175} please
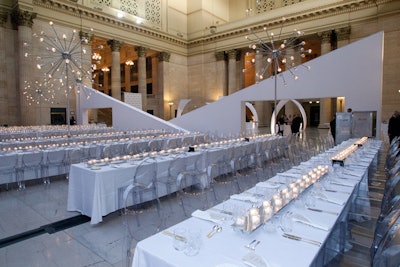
{"left": 191, "top": 209, "right": 222, "bottom": 224}
{"left": 277, "top": 172, "right": 299, "bottom": 178}
{"left": 291, "top": 213, "right": 331, "bottom": 231}
{"left": 257, "top": 181, "right": 281, "bottom": 189}
{"left": 230, "top": 194, "right": 259, "bottom": 203}
{"left": 330, "top": 179, "right": 355, "bottom": 187}
{"left": 315, "top": 192, "right": 346, "bottom": 205}
{"left": 242, "top": 252, "right": 269, "bottom": 267}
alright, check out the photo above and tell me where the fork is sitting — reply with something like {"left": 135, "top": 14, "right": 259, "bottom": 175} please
{"left": 245, "top": 239, "right": 261, "bottom": 250}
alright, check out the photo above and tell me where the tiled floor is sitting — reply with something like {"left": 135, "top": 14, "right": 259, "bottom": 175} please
{"left": 1, "top": 127, "right": 382, "bottom": 267}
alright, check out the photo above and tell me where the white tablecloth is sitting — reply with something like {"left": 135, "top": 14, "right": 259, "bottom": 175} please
{"left": 67, "top": 135, "right": 284, "bottom": 224}
{"left": 67, "top": 151, "right": 201, "bottom": 224}
{"left": 132, "top": 139, "right": 381, "bottom": 267}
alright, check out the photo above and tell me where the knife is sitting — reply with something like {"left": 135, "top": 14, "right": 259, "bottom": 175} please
{"left": 282, "top": 233, "right": 321, "bottom": 246}
{"left": 307, "top": 207, "right": 339, "bottom": 216}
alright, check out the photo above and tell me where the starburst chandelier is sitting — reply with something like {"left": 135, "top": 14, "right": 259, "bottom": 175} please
{"left": 24, "top": 21, "right": 95, "bottom": 135}
{"left": 243, "top": 17, "right": 312, "bottom": 133}
{"left": 23, "top": 80, "right": 55, "bottom": 105}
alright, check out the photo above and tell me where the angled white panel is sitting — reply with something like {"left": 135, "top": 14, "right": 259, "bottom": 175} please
{"left": 76, "top": 86, "right": 188, "bottom": 132}
{"left": 171, "top": 32, "right": 384, "bottom": 138}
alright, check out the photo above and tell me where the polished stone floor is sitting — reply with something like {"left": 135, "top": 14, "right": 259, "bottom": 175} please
{"left": 0, "top": 127, "right": 384, "bottom": 267}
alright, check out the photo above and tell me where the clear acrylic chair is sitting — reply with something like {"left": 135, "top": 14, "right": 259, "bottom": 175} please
{"left": 66, "top": 148, "right": 84, "bottom": 179}
{"left": 371, "top": 210, "right": 400, "bottom": 267}
{"left": 178, "top": 153, "right": 213, "bottom": 216}
{"left": 121, "top": 157, "right": 162, "bottom": 267}
{"left": 148, "top": 139, "right": 163, "bottom": 152}
{"left": 19, "top": 151, "right": 44, "bottom": 189}
{"left": 157, "top": 154, "right": 190, "bottom": 216}
{"left": 43, "top": 149, "right": 67, "bottom": 184}
{"left": 0, "top": 152, "right": 18, "bottom": 190}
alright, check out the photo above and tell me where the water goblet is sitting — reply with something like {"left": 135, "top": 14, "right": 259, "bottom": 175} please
{"left": 184, "top": 229, "right": 202, "bottom": 256}
{"left": 173, "top": 228, "right": 187, "bottom": 251}
{"left": 279, "top": 211, "right": 293, "bottom": 233}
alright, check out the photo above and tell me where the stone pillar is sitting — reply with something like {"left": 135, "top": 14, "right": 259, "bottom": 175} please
{"left": 107, "top": 39, "right": 122, "bottom": 100}
{"left": 0, "top": 12, "right": 8, "bottom": 125}
{"left": 227, "top": 49, "right": 237, "bottom": 95}
{"left": 76, "top": 31, "right": 93, "bottom": 125}
{"left": 12, "top": 9, "right": 36, "bottom": 126}
{"left": 158, "top": 51, "right": 170, "bottom": 119}
{"left": 318, "top": 30, "right": 333, "bottom": 129}
{"left": 336, "top": 26, "right": 351, "bottom": 48}
{"left": 215, "top": 51, "right": 227, "bottom": 97}
{"left": 254, "top": 52, "right": 267, "bottom": 127}
{"left": 137, "top": 46, "right": 148, "bottom": 111}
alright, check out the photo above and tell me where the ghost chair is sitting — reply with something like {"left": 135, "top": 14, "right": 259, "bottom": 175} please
{"left": 19, "top": 151, "right": 44, "bottom": 189}
{"left": 120, "top": 158, "right": 162, "bottom": 267}
{"left": 0, "top": 152, "right": 18, "bottom": 190}
{"left": 371, "top": 210, "right": 400, "bottom": 267}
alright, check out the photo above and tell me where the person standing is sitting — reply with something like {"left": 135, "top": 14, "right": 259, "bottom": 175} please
{"left": 330, "top": 115, "right": 336, "bottom": 143}
{"left": 291, "top": 114, "right": 302, "bottom": 134}
{"left": 388, "top": 111, "right": 400, "bottom": 144}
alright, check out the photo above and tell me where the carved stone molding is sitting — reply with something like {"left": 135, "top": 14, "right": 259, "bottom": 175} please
{"left": 215, "top": 51, "right": 225, "bottom": 61}
{"left": 158, "top": 51, "right": 170, "bottom": 62}
{"left": 11, "top": 9, "right": 36, "bottom": 28}
{"left": 336, "top": 26, "right": 351, "bottom": 41}
{"left": 318, "top": 30, "right": 332, "bottom": 43}
{"left": 136, "top": 46, "right": 148, "bottom": 57}
{"left": 107, "top": 39, "right": 122, "bottom": 52}
{"left": 0, "top": 11, "right": 8, "bottom": 27}
{"left": 227, "top": 50, "right": 237, "bottom": 60}
{"left": 80, "top": 30, "right": 93, "bottom": 44}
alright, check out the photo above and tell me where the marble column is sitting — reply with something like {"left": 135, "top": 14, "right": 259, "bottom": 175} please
{"left": 0, "top": 12, "right": 8, "bottom": 125}
{"left": 158, "top": 51, "right": 170, "bottom": 119}
{"left": 227, "top": 49, "right": 237, "bottom": 95}
{"left": 318, "top": 30, "right": 333, "bottom": 129}
{"left": 336, "top": 26, "right": 351, "bottom": 48}
{"left": 254, "top": 52, "right": 267, "bottom": 127}
{"left": 107, "top": 39, "right": 122, "bottom": 101}
{"left": 77, "top": 31, "right": 93, "bottom": 125}
{"left": 215, "top": 51, "right": 227, "bottom": 97}
{"left": 12, "top": 9, "right": 36, "bottom": 125}
{"left": 137, "top": 46, "right": 148, "bottom": 111}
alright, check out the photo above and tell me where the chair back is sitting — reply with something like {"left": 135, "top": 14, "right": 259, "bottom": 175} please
{"left": 372, "top": 212, "right": 400, "bottom": 267}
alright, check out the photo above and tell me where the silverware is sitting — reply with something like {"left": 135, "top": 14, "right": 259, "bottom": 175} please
{"left": 210, "top": 208, "right": 233, "bottom": 216}
{"left": 282, "top": 233, "right": 321, "bottom": 246}
{"left": 207, "top": 225, "right": 222, "bottom": 238}
{"left": 250, "top": 240, "right": 261, "bottom": 250}
{"left": 324, "top": 189, "right": 350, "bottom": 194}
{"left": 245, "top": 239, "right": 256, "bottom": 249}
{"left": 162, "top": 230, "right": 186, "bottom": 242}
{"left": 307, "top": 207, "right": 339, "bottom": 216}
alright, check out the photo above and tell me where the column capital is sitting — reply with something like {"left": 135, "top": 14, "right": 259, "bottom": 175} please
{"left": 136, "top": 46, "right": 148, "bottom": 57}
{"left": 215, "top": 51, "right": 225, "bottom": 61}
{"left": 226, "top": 49, "right": 238, "bottom": 60}
{"left": 11, "top": 9, "right": 36, "bottom": 28}
{"left": 335, "top": 26, "right": 351, "bottom": 41}
{"left": 80, "top": 30, "right": 93, "bottom": 44}
{"left": 107, "top": 39, "right": 122, "bottom": 52}
{"left": 317, "top": 30, "right": 332, "bottom": 43}
{"left": 158, "top": 51, "right": 170, "bottom": 62}
{"left": 0, "top": 10, "right": 8, "bottom": 27}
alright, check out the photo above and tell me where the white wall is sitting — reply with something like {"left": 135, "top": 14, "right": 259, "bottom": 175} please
{"left": 76, "top": 86, "right": 187, "bottom": 132}
{"left": 171, "top": 32, "right": 384, "bottom": 138}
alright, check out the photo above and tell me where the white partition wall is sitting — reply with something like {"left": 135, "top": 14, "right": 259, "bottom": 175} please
{"left": 171, "top": 32, "right": 384, "bottom": 138}
{"left": 76, "top": 86, "right": 188, "bottom": 132}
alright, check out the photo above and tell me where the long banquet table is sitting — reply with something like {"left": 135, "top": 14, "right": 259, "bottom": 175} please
{"left": 67, "top": 135, "right": 285, "bottom": 224}
{"left": 132, "top": 138, "right": 381, "bottom": 267}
